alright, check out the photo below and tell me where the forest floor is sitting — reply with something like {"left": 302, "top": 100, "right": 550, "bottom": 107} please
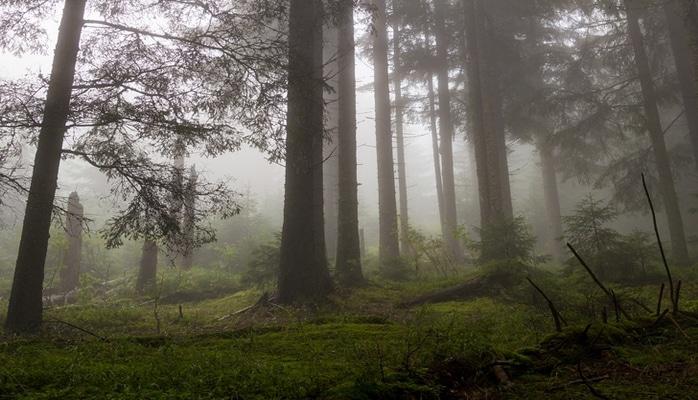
{"left": 1, "top": 266, "right": 698, "bottom": 399}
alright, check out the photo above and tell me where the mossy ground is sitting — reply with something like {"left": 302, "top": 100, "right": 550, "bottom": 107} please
{"left": 1, "top": 268, "right": 698, "bottom": 399}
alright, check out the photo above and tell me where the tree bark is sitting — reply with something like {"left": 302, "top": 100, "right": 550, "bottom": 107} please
{"left": 4, "top": 0, "right": 87, "bottom": 334}
{"left": 137, "top": 240, "right": 158, "bottom": 294}
{"left": 278, "top": 0, "right": 332, "bottom": 303}
{"left": 537, "top": 140, "right": 564, "bottom": 261}
{"left": 372, "top": 0, "right": 401, "bottom": 265}
{"left": 181, "top": 166, "right": 197, "bottom": 270}
{"left": 625, "top": 0, "right": 690, "bottom": 265}
{"left": 663, "top": 0, "right": 698, "bottom": 171}
{"left": 324, "top": 22, "right": 340, "bottom": 260}
{"left": 434, "top": 0, "right": 464, "bottom": 263}
{"left": 392, "top": 9, "right": 411, "bottom": 257}
{"left": 59, "top": 192, "right": 83, "bottom": 293}
{"left": 427, "top": 72, "right": 446, "bottom": 229}
{"left": 335, "top": 0, "right": 364, "bottom": 286}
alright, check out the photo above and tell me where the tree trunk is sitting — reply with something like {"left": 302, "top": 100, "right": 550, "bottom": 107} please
{"left": 61, "top": 192, "right": 84, "bottom": 293}
{"left": 59, "top": 192, "right": 83, "bottom": 293}
{"left": 182, "top": 166, "right": 197, "bottom": 270}
{"left": 324, "top": 22, "right": 340, "bottom": 260}
{"left": 392, "top": 11, "right": 411, "bottom": 257}
{"left": 663, "top": 0, "right": 698, "bottom": 171}
{"left": 537, "top": 140, "right": 564, "bottom": 261}
{"left": 335, "top": 0, "right": 364, "bottom": 286}
{"left": 434, "top": 0, "right": 464, "bottom": 263}
{"left": 428, "top": 72, "right": 446, "bottom": 229}
{"left": 625, "top": 0, "right": 690, "bottom": 265}
{"left": 137, "top": 240, "right": 158, "bottom": 294}
{"left": 681, "top": 0, "right": 698, "bottom": 164}
{"left": 278, "top": 0, "right": 332, "bottom": 303}
{"left": 372, "top": 0, "right": 400, "bottom": 265}
{"left": 463, "top": 0, "right": 513, "bottom": 223}
{"left": 4, "top": 0, "right": 86, "bottom": 334}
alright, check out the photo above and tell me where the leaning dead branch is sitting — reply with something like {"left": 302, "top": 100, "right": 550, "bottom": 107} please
{"left": 527, "top": 277, "right": 566, "bottom": 332}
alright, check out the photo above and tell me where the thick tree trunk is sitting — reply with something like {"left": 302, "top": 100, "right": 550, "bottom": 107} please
{"left": 664, "top": 0, "right": 698, "bottom": 171}
{"left": 137, "top": 240, "right": 158, "bottom": 294}
{"left": 537, "top": 140, "right": 564, "bottom": 261}
{"left": 625, "top": 0, "right": 690, "bottom": 265}
{"left": 392, "top": 14, "right": 411, "bottom": 257}
{"left": 434, "top": 0, "right": 464, "bottom": 263}
{"left": 278, "top": 0, "right": 332, "bottom": 303}
{"left": 681, "top": 0, "right": 698, "bottom": 165}
{"left": 372, "top": 0, "right": 401, "bottom": 265}
{"left": 59, "top": 192, "right": 83, "bottom": 293}
{"left": 335, "top": 0, "right": 364, "bottom": 286}
{"left": 428, "top": 73, "right": 446, "bottom": 229}
{"left": 324, "top": 23, "right": 340, "bottom": 260}
{"left": 4, "top": 0, "right": 86, "bottom": 334}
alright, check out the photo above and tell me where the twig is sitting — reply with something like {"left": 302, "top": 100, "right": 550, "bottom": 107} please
{"left": 548, "top": 374, "right": 610, "bottom": 392}
{"left": 650, "top": 309, "right": 669, "bottom": 330}
{"left": 675, "top": 281, "right": 682, "bottom": 313}
{"left": 641, "top": 174, "right": 675, "bottom": 311}
{"left": 656, "top": 283, "right": 665, "bottom": 316}
{"left": 611, "top": 290, "right": 621, "bottom": 322}
{"left": 666, "top": 314, "right": 690, "bottom": 339}
{"left": 629, "top": 298, "right": 652, "bottom": 314}
{"left": 527, "top": 277, "right": 566, "bottom": 332}
{"left": 43, "top": 319, "right": 109, "bottom": 342}
{"left": 577, "top": 362, "right": 611, "bottom": 399}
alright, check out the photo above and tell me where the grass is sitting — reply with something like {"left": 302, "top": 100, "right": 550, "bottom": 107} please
{"left": 1, "top": 265, "right": 698, "bottom": 399}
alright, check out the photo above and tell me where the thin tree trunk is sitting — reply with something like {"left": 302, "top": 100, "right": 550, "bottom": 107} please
{"left": 663, "top": 0, "right": 698, "bottom": 171}
{"left": 625, "top": 0, "right": 690, "bottom": 265}
{"left": 137, "top": 240, "right": 158, "bottom": 294}
{"left": 59, "top": 192, "right": 83, "bottom": 293}
{"left": 537, "top": 140, "right": 564, "bottom": 261}
{"left": 336, "top": 0, "right": 364, "bottom": 286}
{"left": 182, "top": 166, "right": 197, "bottom": 270}
{"left": 428, "top": 72, "right": 446, "bottom": 229}
{"left": 434, "top": 0, "right": 463, "bottom": 263}
{"left": 324, "top": 22, "right": 340, "bottom": 260}
{"left": 372, "top": 0, "right": 400, "bottom": 265}
{"left": 278, "top": 0, "right": 332, "bottom": 303}
{"left": 392, "top": 10, "right": 411, "bottom": 256}
{"left": 4, "top": 0, "right": 87, "bottom": 334}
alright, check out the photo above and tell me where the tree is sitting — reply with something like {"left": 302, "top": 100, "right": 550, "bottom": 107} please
{"left": 137, "top": 240, "right": 158, "bottom": 294}
{"left": 372, "top": 0, "right": 401, "bottom": 266}
{"left": 4, "top": 0, "right": 87, "bottom": 334}
{"left": 433, "top": 0, "right": 463, "bottom": 263}
{"left": 624, "top": 0, "right": 689, "bottom": 265}
{"left": 392, "top": 0, "right": 412, "bottom": 257}
{"left": 335, "top": 0, "right": 365, "bottom": 286}
{"left": 278, "top": 0, "right": 332, "bottom": 303}
{"left": 59, "top": 191, "right": 84, "bottom": 293}
{"left": 324, "top": 18, "right": 340, "bottom": 260}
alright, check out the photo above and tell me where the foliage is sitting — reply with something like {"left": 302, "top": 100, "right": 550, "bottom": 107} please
{"left": 241, "top": 236, "right": 281, "bottom": 288}
{"left": 476, "top": 216, "right": 537, "bottom": 264}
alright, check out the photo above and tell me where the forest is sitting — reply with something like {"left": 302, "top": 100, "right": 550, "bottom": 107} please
{"left": 0, "top": 0, "right": 698, "bottom": 398}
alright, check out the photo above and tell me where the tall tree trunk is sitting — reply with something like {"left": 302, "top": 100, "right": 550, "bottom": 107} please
{"left": 663, "top": 0, "right": 698, "bottom": 171}
{"left": 278, "top": 0, "right": 332, "bottom": 303}
{"left": 392, "top": 9, "right": 411, "bottom": 256}
{"left": 137, "top": 240, "right": 158, "bottom": 294}
{"left": 59, "top": 192, "right": 83, "bottom": 293}
{"left": 463, "top": 0, "right": 514, "bottom": 261}
{"left": 324, "top": 22, "right": 340, "bottom": 260}
{"left": 335, "top": 0, "right": 364, "bottom": 286}
{"left": 434, "top": 0, "right": 463, "bottom": 263}
{"left": 428, "top": 72, "right": 446, "bottom": 229}
{"left": 537, "top": 140, "right": 564, "bottom": 261}
{"left": 4, "top": 0, "right": 87, "bottom": 334}
{"left": 625, "top": 0, "right": 690, "bottom": 265}
{"left": 372, "top": 0, "right": 400, "bottom": 265}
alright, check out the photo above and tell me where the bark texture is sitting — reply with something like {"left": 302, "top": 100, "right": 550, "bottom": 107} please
{"left": 434, "top": 0, "right": 463, "bottom": 263}
{"left": 278, "top": 0, "right": 332, "bottom": 302}
{"left": 372, "top": 0, "right": 400, "bottom": 265}
{"left": 537, "top": 140, "right": 564, "bottom": 261}
{"left": 324, "top": 22, "right": 340, "bottom": 259}
{"left": 5, "top": 0, "right": 87, "bottom": 334}
{"left": 335, "top": 0, "right": 364, "bottom": 286}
